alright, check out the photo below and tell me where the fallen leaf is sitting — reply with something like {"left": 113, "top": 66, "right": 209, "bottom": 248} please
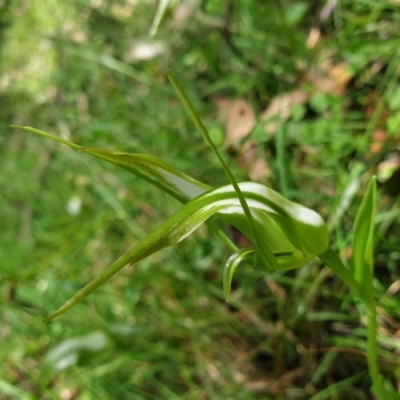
{"left": 213, "top": 96, "right": 233, "bottom": 122}
{"left": 213, "top": 98, "right": 269, "bottom": 181}
{"left": 238, "top": 141, "right": 270, "bottom": 181}
{"left": 370, "top": 129, "right": 388, "bottom": 155}
{"left": 377, "top": 152, "right": 400, "bottom": 183}
{"left": 306, "top": 61, "right": 353, "bottom": 95}
{"left": 319, "top": 0, "right": 338, "bottom": 23}
{"left": 306, "top": 27, "right": 321, "bottom": 49}
{"left": 260, "top": 90, "right": 309, "bottom": 134}
{"left": 225, "top": 99, "right": 255, "bottom": 145}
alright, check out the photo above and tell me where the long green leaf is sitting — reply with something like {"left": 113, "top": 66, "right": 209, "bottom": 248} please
{"left": 318, "top": 248, "right": 361, "bottom": 300}
{"left": 351, "top": 177, "right": 386, "bottom": 395}
{"left": 81, "top": 148, "right": 211, "bottom": 202}
{"left": 371, "top": 374, "right": 400, "bottom": 400}
{"left": 11, "top": 126, "right": 210, "bottom": 202}
{"left": 351, "top": 176, "right": 377, "bottom": 302}
{"left": 43, "top": 182, "right": 328, "bottom": 321}
{"left": 10, "top": 126, "right": 81, "bottom": 150}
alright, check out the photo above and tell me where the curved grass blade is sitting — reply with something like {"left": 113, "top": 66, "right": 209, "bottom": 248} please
{"left": 43, "top": 182, "right": 328, "bottom": 321}
{"left": 223, "top": 248, "right": 255, "bottom": 302}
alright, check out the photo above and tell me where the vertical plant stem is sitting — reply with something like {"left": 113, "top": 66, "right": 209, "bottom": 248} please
{"left": 366, "top": 305, "right": 380, "bottom": 383}
{"left": 167, "top": 72, "right": 269, "bottom": 266}
{"left": 275, "top": 120, "right": 290, "bottom": 198}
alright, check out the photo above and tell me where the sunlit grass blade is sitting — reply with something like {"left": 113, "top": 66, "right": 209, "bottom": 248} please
{"left": 351, "top": 176, "right": 377, "bottom": 302}
{"left": 223, "top": 248, "right": 255, "bottom": 302}
{"left": 43, "top": 182, "right": 328, "bottom": 321}
{"left": 149, "top": 0, "right": 174, "bottom": 37}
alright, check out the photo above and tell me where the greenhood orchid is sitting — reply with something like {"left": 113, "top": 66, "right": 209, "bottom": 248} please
{"left": 12, "top": 126, "right": 328, "bottom": 322}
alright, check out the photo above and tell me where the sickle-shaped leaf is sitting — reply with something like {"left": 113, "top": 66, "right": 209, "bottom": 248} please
{"left": 223, "top": 248, "right": 255, "bottom": 302}
{"left": 43, "top": 182, "right": 328, "bottom": 321}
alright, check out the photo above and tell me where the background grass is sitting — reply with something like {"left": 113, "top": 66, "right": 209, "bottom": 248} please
{"left": 1, "top": 0, "right": 400, "bottom": 399}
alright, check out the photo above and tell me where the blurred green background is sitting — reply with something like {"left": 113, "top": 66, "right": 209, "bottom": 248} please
{"left": 1, "top": 0, "right": 400, "bottom": 399}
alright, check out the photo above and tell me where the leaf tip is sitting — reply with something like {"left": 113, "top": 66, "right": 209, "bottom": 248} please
{"left": 42, "top": 312, "right": 58, "bottom": 323}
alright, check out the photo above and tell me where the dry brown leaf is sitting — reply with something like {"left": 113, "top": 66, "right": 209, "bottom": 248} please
{"left": 260, "top": 90, "right": 309, "bottom": 134}
{"left": 319, "top": 0, "right": 338, "bottom": 23}
{"left": 244, "top": 368, "right": 311, "bottom": 394}
{"left": 370, "top": 129, "right": 388, "bottom": 154}
{"left": 306, "top": 61, "right": 353, "bottom": 95}
{"left": 387, "top": 280, "right": 400, "bottom": 296}
{"left": 306, "top": 27, "right": 321, "bottom": 49}
{"left": 238, "top": 141, "right": 271, "bottom": 181}
{"left": 172, "top": 3, "right": 194, "bottom": 29}
{"left": 249, "top": 158, "right": 270, "bottom": 181}
{"left": 213, "top": 96, "right": 232, "bottom": 122}
{"left": 377, "top": 152, "right": 400, "bottom": 182}
{"left": 265, "top": 277, "right": 287, "bottom": 300}
{"left": 326, "top": 61, "right": 353, "bottom": 91}
{"left": 213, "top": 97, "right": 269, "bottom": 181}
{"left": 225, "top": 99, "right": 255, "bottom": 145}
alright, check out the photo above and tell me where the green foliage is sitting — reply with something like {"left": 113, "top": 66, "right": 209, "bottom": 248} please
{"left": 14, "top": 124, "right": 328, "bottom": 322}
{"left": 2, "top": 0, "right": 400, "bottom": 399}
{"left": 11, "top": 100, "right": 396, "bottom": 398}
{"left": 351, "top": 176, "right": 376, "bottom": 304}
